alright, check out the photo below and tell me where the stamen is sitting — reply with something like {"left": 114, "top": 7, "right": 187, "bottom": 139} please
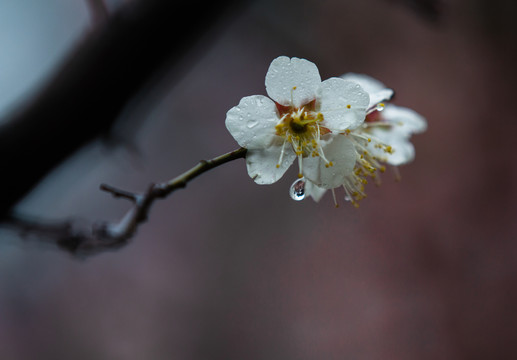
{"left": 366, "top": 102, "right": 385, "bottom": 115}
{"left": 317, "top": 140, "right": 333, "bottom": 167}
{"left": 276, "top": 137, "right": 288, "bottom": 168}
{"left": 297, "top": 153, "right": 303, "bottom": 178}
{"left": 290, "top": 87, "right": 296, "bottom": 106}
{"left": 342, "top": 184, "right": 353, "bottom": 202}
{"left": 392, "top": 166, "right": 401, "bottom": 182}
{"left": 331, "top": 188, "right": 339, "bottom": 208}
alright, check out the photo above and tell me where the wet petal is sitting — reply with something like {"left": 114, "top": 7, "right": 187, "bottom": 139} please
{"left": 340, "top": 73, "right": 394, "bottom": 108}
{"left": 303, "top": 134, "right": 356, "bottom": 189}
{"left": 225, "top": 95, "right": 279, "bottom": 149}
{"left": 305, "top": 181, "right": 328, "bottom": 202}
{"left": 265, "top": 56, "right": 321, "bottom": 108}
{"left": 383, "top": 104, "right": 427, "bottom": 134}
{"left": 369, "top": 127, "right": 416, "bottom": 166}
{"left": 318, "top": 78, "right": 370, "bottom": 131}
{"left": 246, "top": 145, "right": 296, "bottom": 184}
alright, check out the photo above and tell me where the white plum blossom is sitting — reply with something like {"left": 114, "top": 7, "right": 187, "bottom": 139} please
{"left": 341, "top": 73, "right": 427, "bottom": 166}
{"left": 225, "top": 56, "right": 370, "bottom": 187}
{"left": 302, "top": 73, "right": 427, "bottom": 207}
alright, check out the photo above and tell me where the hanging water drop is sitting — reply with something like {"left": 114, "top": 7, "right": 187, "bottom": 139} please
{"left": 376, "top": 103, "right": 385, "bottom": 112}
{"left": 289, "top": 178, "right": 306, "bottom": 201}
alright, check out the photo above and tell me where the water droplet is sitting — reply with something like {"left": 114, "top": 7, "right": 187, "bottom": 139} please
{"left": 247, "top": 119, "right": 259, "bottom": 128}
{"left": 290, "top": 178, "right": 306, "bottom": 201}
{"left": 376, "top": 103, "right": 385, "bottom": 112}
{"left": 344, "top": 195, "right": 352, "bottom": 202}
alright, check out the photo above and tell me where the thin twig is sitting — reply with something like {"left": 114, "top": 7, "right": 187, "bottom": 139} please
{"left": 3, "top": 147, "right": 247, "bottom": 256}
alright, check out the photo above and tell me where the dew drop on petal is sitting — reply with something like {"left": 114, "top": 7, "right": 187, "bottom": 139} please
{"left": 376, "top": 103, "right": 385, "bottom": 112}
{"left": 290, "top": 178, "right": 306, "bottom": 201}
{"left": 247, "top": 119, "right": 259, "bottom": 128}
{"left": 344, "top": 195, "right": 352, "bottom": 202}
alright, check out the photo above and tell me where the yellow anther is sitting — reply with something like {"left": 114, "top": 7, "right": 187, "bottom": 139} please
{"left": 276, "top": 164, "right": 280, "bottom": 168}
{"left": 298, "top": 173, "right": 303, "bottom": 178}
{"left": 347, "top": 104, "right": 351, "bottom": 109}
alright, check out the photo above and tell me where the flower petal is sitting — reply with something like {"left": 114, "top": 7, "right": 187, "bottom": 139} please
{"left": 303, "top": 134, "right": 356, "bottom": 189}
{"left": 225, "top": 95, "right": 279, "bottom": 149}
{"left": 386, "top": 139, "right": 415, "bottom": 166}
{"left": 341, "top": 73, "right": 386, "bottom": 93}
{"left": 369, "top": 128, "right": 416, "bottom": 165}
{"left": 305, "top": 181, "right": 327, "bottom": 202}
{"left": 318, "top": 78, "right": 370, "bottom": 131}
{"left": 382, "top": 104, "right": 427, "bottom": 134}
{"left": 265, "top": 56, "right": 321, "bottom": 108}
{"left": 340, "top": 73, "right": 394, "bottom": 108}
{"left": 246, "top": 145, "right": 296, "bottom": 184}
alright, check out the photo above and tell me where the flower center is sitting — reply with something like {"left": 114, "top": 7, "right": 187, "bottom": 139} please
{"left": 274, "top": 101, "right": 332, "bottom": 177}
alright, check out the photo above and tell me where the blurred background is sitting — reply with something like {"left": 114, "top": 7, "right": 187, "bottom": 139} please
{"left": 1, "top": 0, "right": 517, "bottom": 358}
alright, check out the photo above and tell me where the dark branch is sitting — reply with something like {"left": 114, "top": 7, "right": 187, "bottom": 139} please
{"left": 0, "top": 0, "right": 243, "bottom": 217}
{"left": 387, "top": 0, "right": 443, "bottom": 23}
{"left": 3, "top": 148, "right": 247, "bottom": 257}
{"left": 85, "top": 0, "right": 110, "bottom": 26}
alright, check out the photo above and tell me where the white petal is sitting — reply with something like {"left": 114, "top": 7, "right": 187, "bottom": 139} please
{"left": 246, "top": 145, "right": 296, "bottom": 184}
{"left": 340, "top": 73, "right": 386, "bottom": 94}
{"left": 368, "top": 89, "right": 394, "bottom": 109}
{"left": 387, "top": 140, "right": 415, "bottom": 165}
{"left": 340, "top": 73, "right": 394, "bottom": 108}
{"left": 369, "top": 128, "right": 415, "bottom": 165}
{"left": 265, "top": 56, "right": 321, "bottom": 108}
{"left": 318, "top": 78, "right": 370, "bottom": 131}
{"left": 305, "top": 181, "right": 327, "bottom": 202}
{"left": 382, "top": 104, "right": 427, "bottom": 134}
{"left": 303, "top": 134, "right": 356, "bottom": 189}
{"left": 225, "top": 95, "right": 279, "bottom": 149}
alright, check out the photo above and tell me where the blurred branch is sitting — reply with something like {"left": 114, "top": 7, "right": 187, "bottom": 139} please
{"left": 0, "top": 0, "right": 242, "bottom": 217}
{"left": 85, "top": 0, "right": 110, "bottom": 26}
{"left": 3, "top": 148, "right": 247, "bottom": 257}
{"left": 387, "top": 0, "right": 442, "bottom": 22}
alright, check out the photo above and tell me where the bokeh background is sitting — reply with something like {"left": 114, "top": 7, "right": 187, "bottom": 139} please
{"left": 1, "top": 0, "right": 517, "bottom": 359}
